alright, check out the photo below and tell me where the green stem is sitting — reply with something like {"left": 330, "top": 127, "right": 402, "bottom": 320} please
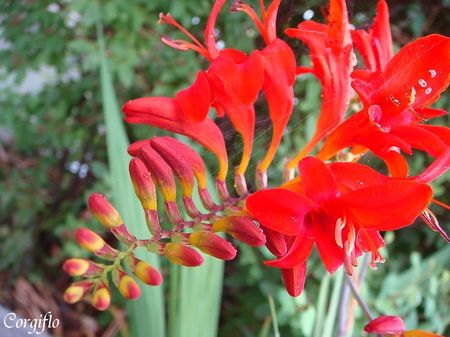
{"left": 168, "top": 263, "right": 180, "bottom": 337}
{"left": 313, "top": 273, "right": 331, "bottom": 337}
{"left": 268, "top": 294, "right": 280, "bottom": 337}
{"left": 345, "top": 274, "right": 374, "bottom": 321}
{"left": 323, "top": 269, "right": 344, "bottom": 337}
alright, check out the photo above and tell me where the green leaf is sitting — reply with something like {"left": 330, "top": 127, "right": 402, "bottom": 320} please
{"left": 97, "top": 24, "right": 165, "bottom": 337}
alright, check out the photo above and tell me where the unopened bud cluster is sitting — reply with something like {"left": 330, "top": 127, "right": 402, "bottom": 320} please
{"left": 64, "top": 137, "right": 266, "bottom": 310}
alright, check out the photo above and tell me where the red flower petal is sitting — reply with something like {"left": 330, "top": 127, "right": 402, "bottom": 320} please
{"left": 390, "top": 125, "right": 448, "bottom": 157}
{"left": 328, "top": 161, "right": 388, "bottom": 192}
{"left": 174, "top": 71, "right": 211, "bottom": 123}
{"left": 281, "top": 262, "right": 307, "bottom": 297}
{"left": 298, "top": 157, "right": 339, "bottom": 203}
{"left": 364, "top": 315, "right": 405, "bottom": 335}
{"left": 246, "top": 188, "right": 316, "bottom": 235}
{"left": 263, "top": 227, "right": 288, "bottom": 257}
{"left": 259, "top": 38, "right": 296, "bottom": 171}
{"left": 123, "top": 97, "right": 228, "bottom": 177}
{"left": 310, "top": 211, "right": 345, "bottom": 273}
{"left": 341, "top": 180, "right": 433, "bottom": 231}
{"left": 265, "top": 231, "right": 313, "bottom": 269}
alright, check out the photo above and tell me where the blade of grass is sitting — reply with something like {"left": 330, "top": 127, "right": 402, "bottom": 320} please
{"left": 97, "top": 24, "right": 165, "bottom": 337}
{"left": 312, "top": 273, "right": 330, "bottom": 337}
{"left": 322, "top": 269, "right": 344, "bottom": 337}
{"left": 268, "top": 294, "right": 280, "bottom": 337}
{"left": 175, "top": 174, "right": 224, "bottom": 337}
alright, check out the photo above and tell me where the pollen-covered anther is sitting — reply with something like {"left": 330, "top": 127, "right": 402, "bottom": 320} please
{"left": 163, "top": 242, "right": 203, "bottom": 267}
{"left": 88, "top": 193, "right": 123, "bottom": 228}
{"left": 63, "top": 258, "right": 102, "bottom": 277}
{"left": 189, "top": 231, "right": 237, "bottom": 260}
{"left": 334, "top": 217, "right": 346, "bottom": 248}
{"left": 92, "top": 283, "right": 111, "bottom": 311}
{"left": 212, "top": 216, "right": 266, "bottom": 247}
{"left": 420, "top": 208, "right": 450, "bottom": 243}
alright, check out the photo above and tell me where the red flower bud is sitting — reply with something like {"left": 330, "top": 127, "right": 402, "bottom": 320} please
{"left": 118, "top": 274, "right": 141, "bottom": 300}
{"left": 364, "top": 315, "right": 406, "bottom": 335}
{"left": 189, "top": 231, "right": 237, "bottom": 260}
{"left": 163, "top": 242, "right": 203, "bottom": 267}
{"left": 75, "top": 228, "right": 117, "bottom": 260}
{"left": 92, "top": 283, "right": 111, "bottom": 311}
{"left": 263, "top": 227, "right": 288, "bottom": 257}
{"left": 129, "top": 158, "right": 157, "bottom": 211}
{"left": 212, "top": 216, "right": 266, "bottom": 246}
{"left": 88, "top": 193, "right": 123, "bottom": 228}
{"left": 127, "top": 256, "right": 163, "bottom": 286}
{"left": 63, "top": 281, "right": 92, "bottom": 304}
{"left": 63, "top": 258, "right": 102, "bottom": 277}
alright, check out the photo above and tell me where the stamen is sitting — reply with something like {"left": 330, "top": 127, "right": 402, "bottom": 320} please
{"left": 158, "top": 13, "right": 211, "bottom": 60}
{"left": 432, "top": 198, "right": 450, "bottom": 211}
{"left": 344, "top": 241, "right": 353, "bottom": 275}
{"left": 334, "top": 217, "right": 346, "bottom": 248}
{"left": 420, "top": 208, "right": 450, "bottom": 243}
{"left": 232, "top": 1, "right": 268, "bottom": 43}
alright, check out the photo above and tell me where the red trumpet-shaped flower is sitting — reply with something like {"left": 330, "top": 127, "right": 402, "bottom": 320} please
{"left": 246, "top": 157, "right": 432, "bottom": 295}
{"left": 285, "top": 0, "right": 354, "bottom": 176}
{"left": 319, "top": 34, "right": 450, "bottom": 177}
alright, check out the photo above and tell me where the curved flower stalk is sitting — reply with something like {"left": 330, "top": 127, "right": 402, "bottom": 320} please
{"left": 63, "top": 137, "right": 266, "bottom": 310}
{"left": 65, "top": 0, "right": 450, "bottom": 320}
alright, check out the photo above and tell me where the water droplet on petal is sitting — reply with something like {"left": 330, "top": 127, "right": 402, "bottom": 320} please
{"left": 418, "top": 79, "right": 427, "bottom": 88}
{"left": 429, "top": 69, "right": 437, "bottom": 78}
{"left": 425, "top": 87, "right": 432, "bottom": 95}
{"left": 389, "top": 96, "right": 400, "bottom": 106}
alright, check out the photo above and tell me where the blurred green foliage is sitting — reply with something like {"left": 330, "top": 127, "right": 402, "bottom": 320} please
{"left": 0, "top": 0, "right": 449, "bottom": 336}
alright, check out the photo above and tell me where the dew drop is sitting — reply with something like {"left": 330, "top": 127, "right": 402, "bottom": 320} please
{"left": 389, "top": 95, "right": 400, "bottom": 106}
{"left": 425, "top": 87, "right": 432, "bottom": 95}
{"left": 418, "top": 79, "right": 427, "bottom": 88}
{"left": 429, "top": 69, "right": 437, "bottom": 78}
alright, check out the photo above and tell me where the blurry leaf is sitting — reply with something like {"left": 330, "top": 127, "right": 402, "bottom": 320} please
{"left": 98, "top": 25, "right": 165, "bottom": 337}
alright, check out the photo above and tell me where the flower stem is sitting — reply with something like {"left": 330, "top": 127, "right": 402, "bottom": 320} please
{"left": 345, "top": 273, "right": 374, "bottom": 321}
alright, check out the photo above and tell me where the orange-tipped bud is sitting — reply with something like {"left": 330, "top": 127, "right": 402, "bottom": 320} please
{"left": 139, "top": 145, "right": 177, "bottom": 202}
{"left": 127, "top": 257, "right": 163, "bottom": 286}
{"left": 63, "top": 258, "right": 102, "bottom": 277}
{"left": 212, "top": 216, "right": 266, "bottom": 246}
{"left": 118, "top": 274, "right": 141, "bottom": 300}
{"left": 88, "top": 193, "right": 122, "bottom": 228}
{"left": 129, "top": 158, "right": 157, "bottom": 210}
{"left": 163, "top": 242, "right": 203, "bottom": 267}
{"left": 63, "top": 281, "right": 92, "bottom": 304}
{"left": 75, "top": 228, "right": 117, "bottom": 259}
{"left": 189, "top": 231, "right": 237, "bottom": 260}
{"left": 92, "top": 283, "right": 111, "bottom": 311}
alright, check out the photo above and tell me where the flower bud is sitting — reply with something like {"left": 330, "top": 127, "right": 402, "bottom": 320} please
{"left": 212, "top": 216, "right": 266, "bottom": 247}
{"left": 63, "top": 281, "right": 92, "bottom": 304}
{"left": 75, "top": 227, "right": 117, "bottom": 260}
{"left": 364, "top": 315, "right": 405, "bottom": 335}
{"left": 88, "top": 193, "right": 122, "bottom": 228}
{"left": 118, "top": 274, "right": 141, "bottom": 300}
{"left": 63, "top": 258, "right": 102, "bottom": 277}
{"left": 129, "top": 158, "right": 157, "bottom": 211}
{"left": 92, "top": 283, "right": 111, "bottom": 311}
{"left": 263, "top": 228, "right": 287, "bottom": 257}
{"left": 163, "top": 242, "right": 203, "bottom": 267}
{"left": 189, "top": 231, "right": 237, "bottom": 260}
{"left": 127, "top": 256, "right": 163, "bottom": 286}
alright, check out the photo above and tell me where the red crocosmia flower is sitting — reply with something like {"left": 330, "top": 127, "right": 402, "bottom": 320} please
{"left": 364, "top": 315, "right": 444, "bottom": 337}
{"left": 351, "top": 0, "right": 393, "bottom": 73}
{"left": 234, "top": 0, "right": 297, "bottom": 180}
{"left": 319, "top": 34, "right": 450, "bottom": 177}
{"left": 123, "top": 96, "right": 229, "bottom": 181}
{"left": 284, "top": 0, "right": 354, "bottom": 176}
{"left": 246, "top": 157, "right": 432, "bottom": 295}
